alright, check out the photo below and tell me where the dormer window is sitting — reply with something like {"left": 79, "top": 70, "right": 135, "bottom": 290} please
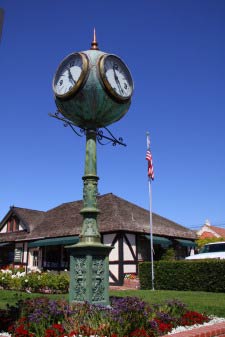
{"left": 7, "top": 216, "right": 20, "bottom": 232}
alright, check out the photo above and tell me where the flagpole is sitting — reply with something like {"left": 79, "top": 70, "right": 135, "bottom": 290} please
{"left": 146, "top": 131, "right": 154, "bottom": 291}
{"left": 148, "top": 178, "right": 154, "bottom": 290}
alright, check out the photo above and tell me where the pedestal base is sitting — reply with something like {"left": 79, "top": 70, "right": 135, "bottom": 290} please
{"left": 68, "top": 243, "right": 113, "bottom": 306}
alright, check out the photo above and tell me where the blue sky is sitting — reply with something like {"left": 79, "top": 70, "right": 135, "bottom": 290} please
{"left": 0, "top": 0, "right": 224, "bottom": 229}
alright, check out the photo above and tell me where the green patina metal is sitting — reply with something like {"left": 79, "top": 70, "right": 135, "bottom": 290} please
{"left": 80, "top": 129, "right": 100, "bottom": 242}
{"left": 67, "top": 129, "right": 112, "bottom": 305}
{"left": 53, "top": 35, "right": 133, "bottom": 306}
{"left": 69, "top": 246, "right": 111, "bottom": 305}
{"left": 55, "top": 49, "right": 131, "bottom": 129}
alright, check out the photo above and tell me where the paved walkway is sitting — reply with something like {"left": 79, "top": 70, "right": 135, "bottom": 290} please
{"left": 109, "top": 285, "right": 138, "bottom": 291}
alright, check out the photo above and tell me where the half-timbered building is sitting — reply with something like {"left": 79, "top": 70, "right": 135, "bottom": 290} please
{"left": 0, "top": 193, "right": 196, "bottom": 285}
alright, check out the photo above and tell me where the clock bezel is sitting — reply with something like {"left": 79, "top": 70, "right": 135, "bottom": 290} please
{"left": 53, "top": 52, "right": 89, "bottom": 100}
{"left": 98, "top": 54, "right": 133, "bottom": 102}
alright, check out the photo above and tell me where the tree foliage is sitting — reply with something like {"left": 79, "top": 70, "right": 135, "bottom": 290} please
{"left": 196, "top": 237, "right": 225, "bottom": 249}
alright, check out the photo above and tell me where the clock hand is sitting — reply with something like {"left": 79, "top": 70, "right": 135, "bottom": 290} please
{"left": 69, "top": 78, "right": 75, "bottom": 85}
{"left": 113, "top": 66, "right": 124, "bottom": 95}
{"left": 67, "top": 67, "right": 76, "bottom": 85}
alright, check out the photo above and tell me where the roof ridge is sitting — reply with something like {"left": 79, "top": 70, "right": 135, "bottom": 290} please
{"left": 46, "top": 198, "right": 83, "bottom": 213}
{"left": 12, "top": 206, "right": 45, "bottom": 213}
{"left": 105, "top": 193, "right": 149, "bottom": 212}
{"left": 46, "top": 193, "right": 116, "bottom": 212}
{"left": 210, "top": 224, "right": 225, "bottom": 230}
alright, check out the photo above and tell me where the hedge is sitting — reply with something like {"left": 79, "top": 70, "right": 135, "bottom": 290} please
{"left": 139, "top": 260, "right": 225, "bottom": 292}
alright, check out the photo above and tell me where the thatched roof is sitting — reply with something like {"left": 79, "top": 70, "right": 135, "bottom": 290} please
{"left": 0, "top": 193, "right": 196, "bottom": 243}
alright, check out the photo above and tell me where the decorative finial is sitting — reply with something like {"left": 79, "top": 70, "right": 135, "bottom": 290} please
{"left": 205, "top": 219, "right": 211, "bottom": 226}
{"left": 91, "top": 28, "right": 99, "bottom": 50}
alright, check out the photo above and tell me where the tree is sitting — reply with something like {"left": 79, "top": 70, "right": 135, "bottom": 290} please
{"left": 196, "top": 237, "right": 225, "bottom": 249}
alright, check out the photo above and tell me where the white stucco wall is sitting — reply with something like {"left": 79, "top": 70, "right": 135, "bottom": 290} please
{"left": 109, "top": 264, "right": 119, "bottom": 282}
{"left": 123, "top": 233, "right": 136, "bottom": 260}
{"left": 0, "top": 224, "right": 7, "bottom": 233}
{"left": 103, "top": 233, "right": 119, "bottom": 261}
{"left": 123, "top": 264, "right": 136, "bottom": 273}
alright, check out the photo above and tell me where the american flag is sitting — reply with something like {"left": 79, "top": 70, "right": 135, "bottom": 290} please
{"left": 146, "top": 134, "right": 154, "bottom": 180}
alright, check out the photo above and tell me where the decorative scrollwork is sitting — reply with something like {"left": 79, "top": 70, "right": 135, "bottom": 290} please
{"left": 49, "top": 111, "right": 126, "bottom": 146}
{"left": 92, "top": 256, "right": 105, "bottom": 301}
{"left": 73, "top": 256, "right": 87, "bottom": 301}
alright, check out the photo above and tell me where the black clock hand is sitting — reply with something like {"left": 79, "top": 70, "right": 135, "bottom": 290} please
{"left": 69, "top": 78, "right": 75, "bottom": 85}
{"left": 113, "top": 67, "right": 124, "bottom": 95}
{"left": 67, "top": 67, "right": 76, "bottom": 85}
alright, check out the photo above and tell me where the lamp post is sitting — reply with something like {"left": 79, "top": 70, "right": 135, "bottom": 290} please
{"left": 51, "top": 31, "right": 133, "bottom": 305}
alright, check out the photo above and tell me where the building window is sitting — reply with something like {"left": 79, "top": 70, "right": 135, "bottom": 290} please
{"left": 33, "top": 250, "right": 38, "bottom": 267}
{"left": 0, "top": 244, "right": 15, "bottom": 266}
{"left": 43, "top": 245, "right": 62, "bottom": 269}
{"left": 137, "top": 236, "right": 150, "bottom": 261}
{"left": 42, "top": 246, "right": 70, "bottom": 270}
{"left": 14, "top": 247, "right": 23, "bottom": 263}
{"left": 137, "top": 235, "right": 168, "bottom": 261}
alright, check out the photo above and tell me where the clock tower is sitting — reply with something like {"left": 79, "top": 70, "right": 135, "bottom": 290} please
{"left": 52, "top": 30, "right": 133, "bottom": 305}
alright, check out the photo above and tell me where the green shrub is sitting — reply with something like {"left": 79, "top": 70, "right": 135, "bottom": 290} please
{"left": 56, "top": 273, "right": 70, "bottom": 292}
{"left": 38, "top": 272, "right": 69, "bottom": 292}
{"left": 8, "top": 277, "right": 22, "bottom": 290}
{"left": 0, "top": 270, "right": 69, "bottom": 293}
{"left": 160, "top": 248, "right": 176, "bottom": 261}
{"left": 0, "top": 272, "right": 12, "bottom": 289}
{"left": 21, "top": 272, "right": 42, "bottom": 291}
{"left": 139, "top": 260, "right": 225, "bottom": 292}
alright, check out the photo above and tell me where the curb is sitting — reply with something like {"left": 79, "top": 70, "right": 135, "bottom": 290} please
{"left": 161, "top": 322, "right": 225, "bottom": 337}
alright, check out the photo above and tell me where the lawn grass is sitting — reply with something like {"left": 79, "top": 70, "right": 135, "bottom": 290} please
{"left": 1, "top": 289, "right": 225, "bottom": 318}
{"left": 110, "top": 289, "right": 225, "bottom": 317}
{"left": 0, "top": 290, "right": 68, "bottom": 309}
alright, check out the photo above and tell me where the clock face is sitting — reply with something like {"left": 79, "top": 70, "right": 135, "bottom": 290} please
{"left": 53, "top": 52, "right": 89, "bottom": 99}
{"left": 99, "top": 54, "right": 133, "bottom": 101}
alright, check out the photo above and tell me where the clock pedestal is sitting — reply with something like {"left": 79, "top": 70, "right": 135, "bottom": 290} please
{"left": 67, "top": 129, "right": 113, "bottom": 305}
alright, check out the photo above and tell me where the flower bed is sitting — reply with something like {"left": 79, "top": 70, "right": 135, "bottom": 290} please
{"left": 0, "top": 269, "right": 69, "bottom": 293}
{"left": 0, "top": 296, "right": 210, "bottom": 337}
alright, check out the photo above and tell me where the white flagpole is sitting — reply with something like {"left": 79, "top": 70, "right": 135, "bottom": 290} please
{"left": 148, "top": 178, "right": 154, "bottom": 290}
{"left": 146, "top": 132, "right": 154, "bottom": 291}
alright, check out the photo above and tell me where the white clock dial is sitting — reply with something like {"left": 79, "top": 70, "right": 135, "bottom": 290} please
{"left": 53, "top": 52, "right": 89, "bottom": 98}
{"left": 99, "top": 54, "right": 133, "bottom": 101}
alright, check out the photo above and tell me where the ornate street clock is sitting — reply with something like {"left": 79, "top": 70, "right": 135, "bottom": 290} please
{"left": 52, "top": 31, "right": 133, "bottom": 129}
{"left": 52, "top": 31, "right": 133, "bottom": 306}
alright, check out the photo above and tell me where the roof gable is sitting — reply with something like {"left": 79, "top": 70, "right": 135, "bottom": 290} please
{"left": 200, "top": 231, "right": 215, "bottom": 239}
{"left": 0, "top": 208, "right": 28, "bottom": 233}
{"left": 210, "top": 225, "right": 225, "bottom": 237}
{"left": 0, "top": 207, "right": 45, "bottom": 239}
{"left": 197, "top": 224, "right": 225, "bottom": 239}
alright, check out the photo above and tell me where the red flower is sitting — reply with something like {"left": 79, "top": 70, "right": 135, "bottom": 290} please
{"left": 180, "top": 311, "right": 209, "bottom": 326}
{"left": 154, "top": 319, "right": 173, "bottom": 334}
{"left": 44, "top": 323, "right": 65, "bottom": 337}
{"left": 130, "top": 328, "right": 153, "bottom": 337}
{"left": 78, "top": 325, "right": 97, "bottom": 336}
{"left": 7, "top": 316, "right": 35, "bottom": 337}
